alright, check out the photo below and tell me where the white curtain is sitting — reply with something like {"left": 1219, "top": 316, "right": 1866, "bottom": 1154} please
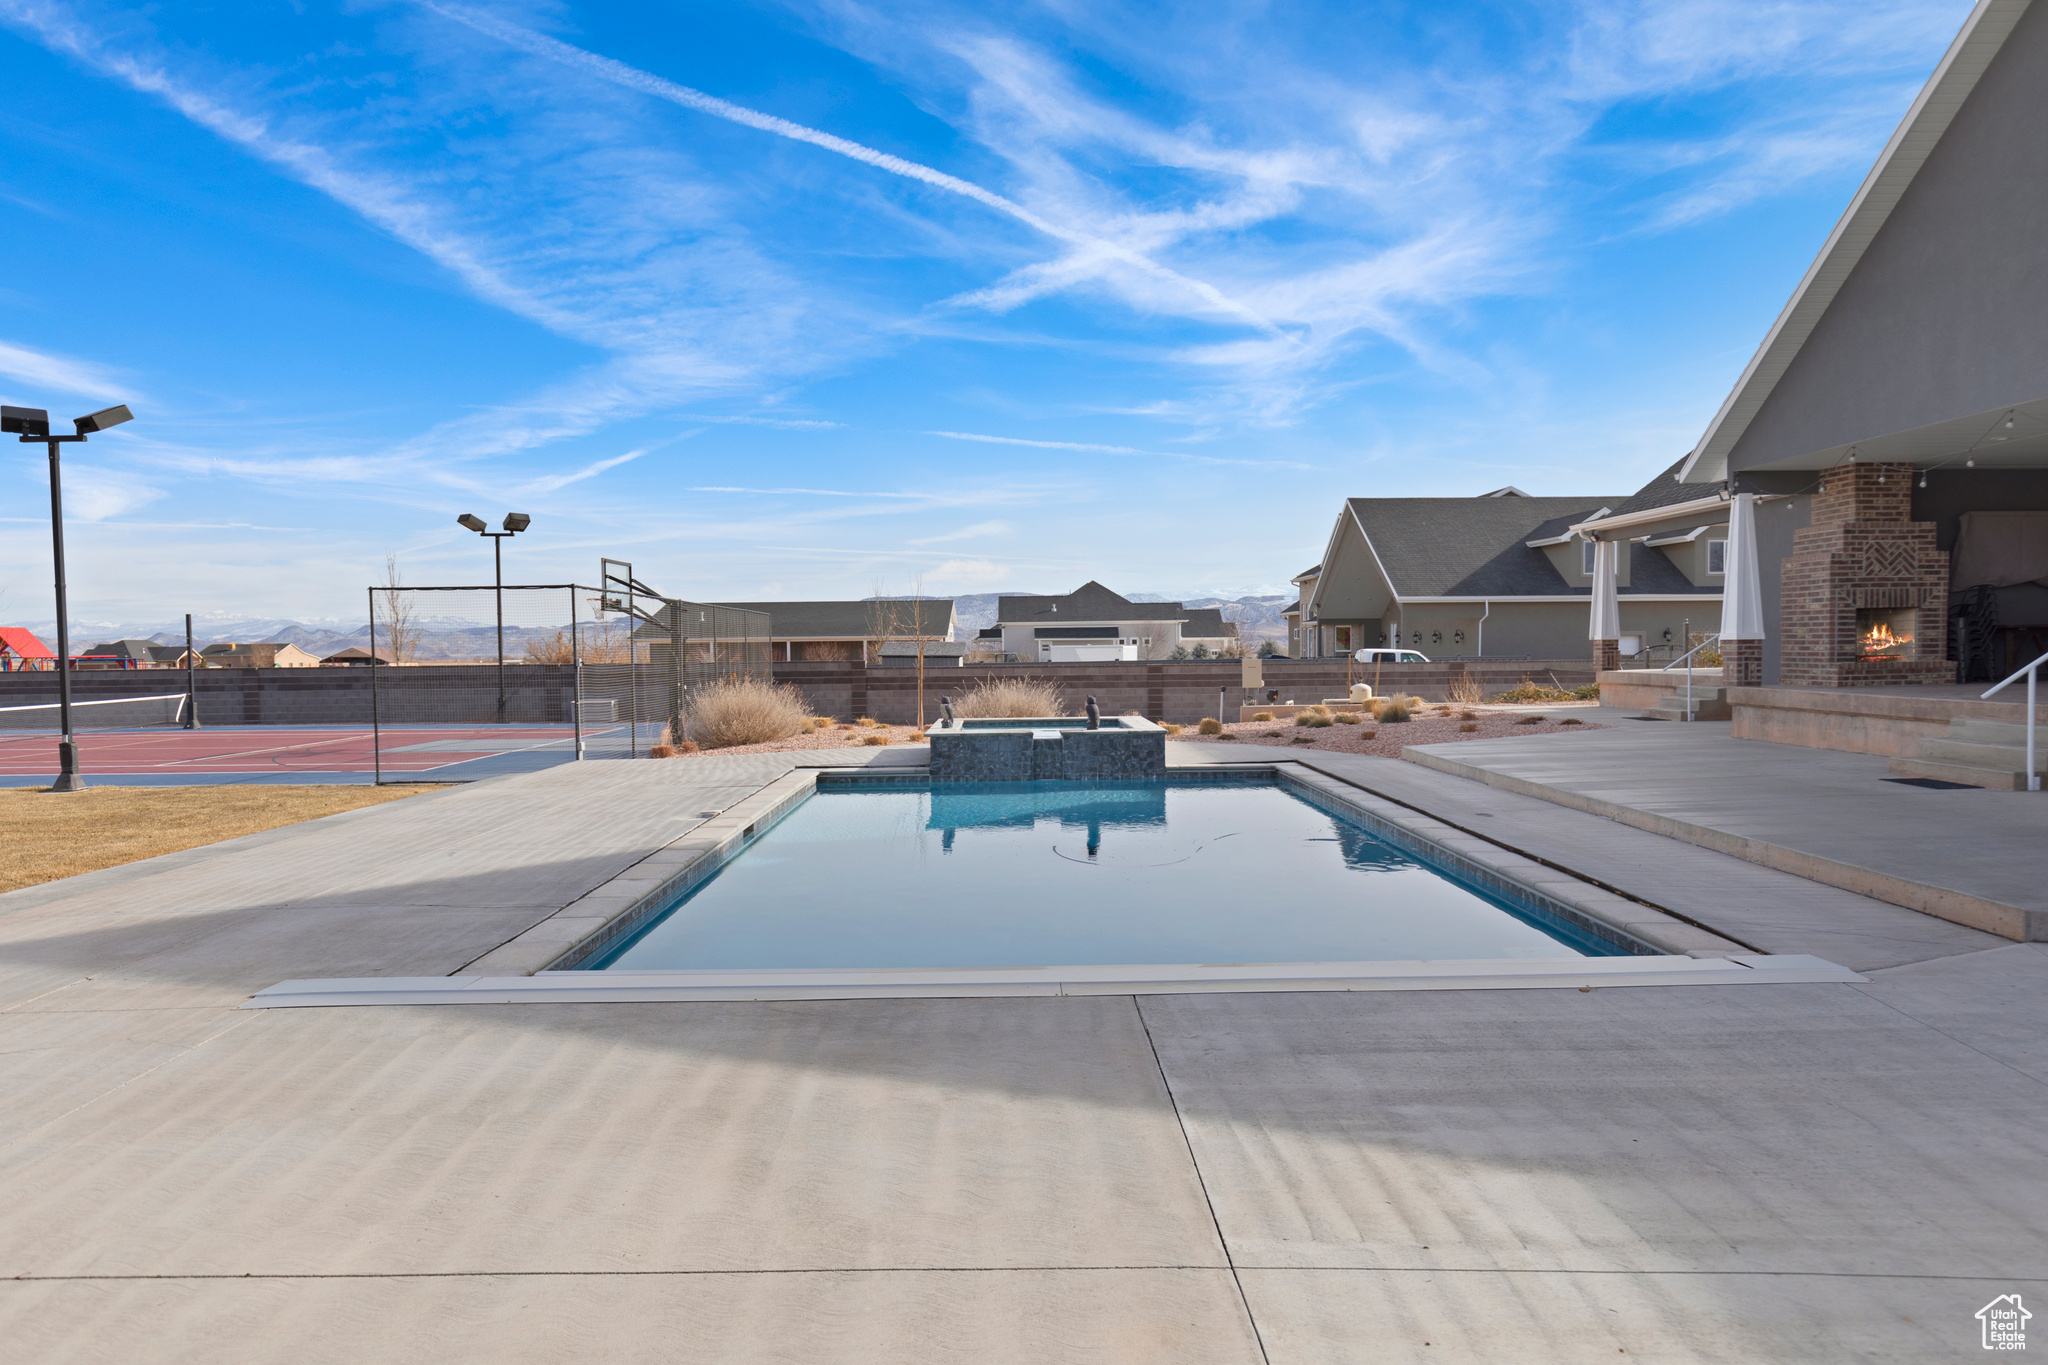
{"left": 1723, "top": 493, "right": 1765, "bottom": 640}
{"left": 1588, "top": 539, "right": 1621, "bottom": 639}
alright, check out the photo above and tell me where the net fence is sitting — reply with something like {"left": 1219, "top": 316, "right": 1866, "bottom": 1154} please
{"left": 0, "top": 692, "right": 188, "bottom": 732}
{"left": 366, "top": 583, "right": 770, "bottom": 781}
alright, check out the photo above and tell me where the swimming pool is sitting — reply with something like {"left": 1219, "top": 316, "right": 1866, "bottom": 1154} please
{"left": 585, "top": 774, "right": 1629, "bottom": 971}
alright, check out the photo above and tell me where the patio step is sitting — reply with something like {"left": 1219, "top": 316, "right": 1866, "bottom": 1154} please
{"left": 1888, "top": 716, "right": 2045, "bottom": 789}
{"left": 1641, "top": 686, "right": 1729, "bottom": 722}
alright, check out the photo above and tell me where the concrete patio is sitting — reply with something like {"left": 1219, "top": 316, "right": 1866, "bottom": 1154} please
{"left": 2, "top": 746, "right": 2043, "bottom": 1361}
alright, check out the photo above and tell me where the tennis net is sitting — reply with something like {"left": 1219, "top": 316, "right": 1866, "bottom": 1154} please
{"left": 0, "top": 693, "right": 188, "bottom": 732}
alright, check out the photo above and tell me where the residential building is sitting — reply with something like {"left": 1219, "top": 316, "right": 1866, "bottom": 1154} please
{"left": 707, "top": 600, "right": 958, "bottom": 662}
{"left": 1613, "top": 0, "right": 2048, "bottom": 688}
{"left": 1283, "top": 565, "right": 1319, "bottom": 657}
{"left": 1298, "top": 468, "right": 1725, "bottom": 661}
{"left": 81, "top": 638, "right": 189, "bottom": 668}
{"left": 876, "top": 640, "right": 967, "bottom": 667}
{"left": 0, "top": 627, "right": 55, "bottom": 671}
{"left": 980, "top": 582, "right": 1238, "bottom": 662}
{"left": 322, "top": 646, "right": 396, "bottom": 666}
{"left": 201, "top": 642, "right": 322, "bottom": 668}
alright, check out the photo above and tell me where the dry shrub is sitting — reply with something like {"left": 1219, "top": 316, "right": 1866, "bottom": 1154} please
{"left": 861, "top": 734, "right": 889, "bottom": 746}
{"left": 1447, "top": 673, "right": 1486, "bottom": 705}
{"left": 1162, "top": 723, "right": 1184, "bottom": 736}
{"left": 855, "top": 716, "right": 879, "bottom": 727}
{"left": 684, "top": 678, "right": 812, "bottom": 749}
{"left": 1457, "top": 722, "right": 1478, "bottom": 734}
{"left": 1293, "top": 713, "right": 1316, "bottom": 727}
{"left": 951, "top": 677, "right": 1067, "bottom": 718}
{"left": 1262, "top": 729, "right": 1285, "bottom": 737}
{"left": 1459, "top": 710, "right": 1478, "bottom": 721}
{"left": 908, "top": 730, "right": 926, "bottom": 741}
{"left": 1333, "top": 713, "right": 1361, "bottom": 724}
{"left": 676, "top": 741, "right": 700, "bottom": 754}
{"left": 649, "top": 744, "right": 675, "bottom": 758}
{"left": 1359, "top": 728, "right": 1377, "bottom": 740}
{"left": 812, "top": 715, "right": 836, "bottom": 728}
{"left": 1559, "top": 717, "right": 1584, "bottom": 726}
{"left": 1515, "top": 715, "right": 1543, "bottom": 725}
{"left": 1309, "top": 704, "right": 1331, "bottom": 715}
{"left": 1377, "top": 696, "right": 1414, "bottom": 723}
{"left": 1252, "top": 711, "right": 1274, "bottom": 722}
{"left": 1292, "top": 735, "right": 1315, "bottom": 744}
{"left": 1198, "top": 717, "right": 1224, "bottom": 735}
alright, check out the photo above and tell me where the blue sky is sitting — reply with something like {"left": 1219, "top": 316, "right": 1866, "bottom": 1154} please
{"left": 0, "top": 0, "right": 1975, "bottom": 625}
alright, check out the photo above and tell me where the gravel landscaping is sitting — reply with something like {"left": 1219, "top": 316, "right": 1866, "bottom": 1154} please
{"left": 1170, "top": 703, "right": 1605, "bottom": 756}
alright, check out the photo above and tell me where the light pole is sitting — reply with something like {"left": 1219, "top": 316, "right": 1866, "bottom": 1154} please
{"left": 458, "top": 512, "right": 530, "bottom": 723}
{"left": 3, "top": 403, "right": 133, "bottom": 792}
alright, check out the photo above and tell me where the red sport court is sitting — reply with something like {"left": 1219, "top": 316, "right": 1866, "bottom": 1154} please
{"left": 0, "top": 724, "right": 621, "bottom": 784}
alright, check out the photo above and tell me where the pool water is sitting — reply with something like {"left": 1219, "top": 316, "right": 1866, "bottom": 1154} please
{"left": 589, "top": 777, "right": 1624, "bottom": 971}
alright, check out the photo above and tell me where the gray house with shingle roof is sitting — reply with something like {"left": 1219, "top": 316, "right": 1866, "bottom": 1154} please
{"left": 1299, "top": 466, "right": 1725, "bottom": 661}
{"left": 985, "top": 582, "right": 1238, "bottom": 661}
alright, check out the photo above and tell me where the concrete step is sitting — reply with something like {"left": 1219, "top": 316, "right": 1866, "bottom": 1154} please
{"left": 1887, "top": 756, "right": 2029, "bottom": 790}
{"left": 1643, "top": 688, "right": 1730, "bottom": 721}
{"left": 1951, "top": 718, "right": 2041, "bottom": 746}
{"left": 1917, "top": 739, "right": 2048, "bottom": 773}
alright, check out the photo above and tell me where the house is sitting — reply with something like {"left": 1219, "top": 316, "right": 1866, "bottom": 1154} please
{"left": 80, "top": 638, "right": 188, "bottom": 668}
{"left": 1282, "top": 565, "right": 1320, "bottom": 657}
{"left": 876, "top": 640, "right": 968, "bottom": 667}
{"left": 981, "top": 583, "right": 1237, "bottom": 662}
{"left": 200, "top": 642, "right": 322, "bottom": 668}
{"left": 1643, "top": 0, "right": 2048, "bottom": 688}
{"left": 322, "top": 646, "right": 396, "bottom": 666}
{"left": 1298, "top": 469, "right": 1725, "bottom": 662}
{"left": 710, "top": 600, "right": 957, "bottom": 662}
{"left": 0, "top": 627, "right": 55, "bottom": 671}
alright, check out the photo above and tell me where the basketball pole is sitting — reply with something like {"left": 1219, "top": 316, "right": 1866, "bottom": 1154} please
{"left": 184, "top": 613, "right": 200, "bottom": 729}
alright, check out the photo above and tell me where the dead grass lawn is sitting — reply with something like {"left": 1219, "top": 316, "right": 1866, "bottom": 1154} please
{"left": 0, "top": 784, "right": 434, "bottom": 894}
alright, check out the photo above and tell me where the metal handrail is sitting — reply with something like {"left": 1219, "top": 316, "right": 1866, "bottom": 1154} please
{"left": 1982, "top": 650, "right": 2047, "bottom": 793}
{"left": 1659, "top": 633, "right": 1722, "bottom": 723}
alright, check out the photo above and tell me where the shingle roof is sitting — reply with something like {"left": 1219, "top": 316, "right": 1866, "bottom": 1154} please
{"left": 1346, "top": 497, "right": 1616, "bottom": 597}
{"left": 1609, "top": 457, "right": 1726, "bottom": 516}
{"left": 707, "top": 600, "right": 954, "bottom": 638}
{"left": 996, "top": 582, "right": 1183, "bottom": 623}
{"left": 1180, "top": 608, "right": 1236, "bottom": 638}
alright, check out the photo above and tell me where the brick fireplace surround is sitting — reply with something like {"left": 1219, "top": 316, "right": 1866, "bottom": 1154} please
{"left": 1778, "top": 462, "right": 1956, "bottom": 688}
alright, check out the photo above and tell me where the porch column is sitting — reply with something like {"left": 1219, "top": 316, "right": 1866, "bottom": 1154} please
{"left": 1588, "top": 537, "right": 1621, "bottom": 672}
{"left": 1722, "top": 492, "right": 1765, "bottom": 686}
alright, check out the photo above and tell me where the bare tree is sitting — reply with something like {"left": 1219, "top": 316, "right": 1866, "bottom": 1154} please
{"left": 867, "top": 580, "right": 945, "bottom": 728}
{"left": 378, "top": 554, "right": 422, "bottom": 664}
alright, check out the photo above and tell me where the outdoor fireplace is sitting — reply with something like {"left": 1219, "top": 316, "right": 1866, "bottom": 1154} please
{"left": 1779, "top": 462, "right": 1954, "bottom": 686}
{"left": 1856, "top": 607, "right": 1916, "bottom": 660}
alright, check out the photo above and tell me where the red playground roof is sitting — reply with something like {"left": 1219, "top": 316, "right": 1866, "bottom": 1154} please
{"left": 0, "top": 627, "right": 55, "bottom": 660}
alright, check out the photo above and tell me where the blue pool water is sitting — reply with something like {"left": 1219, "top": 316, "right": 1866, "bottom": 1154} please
{"left": 590, "top": 777, "right": 1624, "bottom": 971}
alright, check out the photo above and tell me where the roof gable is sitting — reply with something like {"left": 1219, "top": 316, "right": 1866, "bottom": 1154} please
{"left": 997, "top": 582, "right": 1164, "bottom": 622}
{"left": 1683, "top": 0, "right": 2034, "bottom": 479}
{"left": 1343, "top": 496, "right": 1619, "bottom": 598}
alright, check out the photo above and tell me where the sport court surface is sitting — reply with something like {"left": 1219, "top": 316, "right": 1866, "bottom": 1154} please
{"left": 0, "top": 723, "right": 634, "bottom": 786}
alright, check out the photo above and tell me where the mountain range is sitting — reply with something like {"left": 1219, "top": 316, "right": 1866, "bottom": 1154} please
{"left": 10, "top": 590, "right": 1297, "bottom": 655}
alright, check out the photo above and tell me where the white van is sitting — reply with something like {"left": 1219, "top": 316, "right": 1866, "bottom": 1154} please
{"left": 1353, "top": 648, "right": 1430, "bottom": 664}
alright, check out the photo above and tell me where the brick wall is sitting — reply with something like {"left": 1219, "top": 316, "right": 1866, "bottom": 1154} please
{"left": 1778, "top": 462, "right": 1955, "bottom": 687}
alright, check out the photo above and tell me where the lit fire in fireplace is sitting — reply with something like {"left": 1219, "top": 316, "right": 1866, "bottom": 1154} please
{"left": 1859, "top": 621, "right": 1912, "bottom": 657}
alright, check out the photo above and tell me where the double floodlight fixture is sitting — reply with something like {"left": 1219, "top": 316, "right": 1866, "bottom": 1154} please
{"left": 2, "top": 404, "right": 133, "bottom": 439}
{"left": 457, "top": 511, "right": 530, "bottom": 535}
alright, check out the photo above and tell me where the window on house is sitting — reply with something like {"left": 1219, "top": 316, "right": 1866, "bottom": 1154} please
{"left": 1581, "top": 539, "right": 1597, "bottom": 575}
{"left": 1707, "top": 540, "right": 1727, "bottom": 575}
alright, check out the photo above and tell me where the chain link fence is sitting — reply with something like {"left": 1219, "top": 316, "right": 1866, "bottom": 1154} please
{"left": 365, "top": 583, "right": 770, "bottom": 782}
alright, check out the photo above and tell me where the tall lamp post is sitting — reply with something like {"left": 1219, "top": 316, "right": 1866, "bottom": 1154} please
{"left": 458, "top": 512, "right": 530, "bottom": 723}
{"left": 2, "top": 403, "right": 134, "bottom": 793}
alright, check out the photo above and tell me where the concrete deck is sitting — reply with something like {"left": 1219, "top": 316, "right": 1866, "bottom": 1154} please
{"left": 1400, "top": 721, "right": 2048, "bottom": 940}
{"left": 3, "top": 748, "right": 2043, "bottom": 1360}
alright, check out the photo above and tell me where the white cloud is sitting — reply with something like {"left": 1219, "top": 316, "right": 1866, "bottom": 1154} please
{"left": 908, "top": 519, "right": 1012, "bottom": 545}
{"left": 0, "top": 338, "right": 130, "bottom": 404}
{"left": 930, "top": 558, "right": 1012, "bottom": 590}
{"left": 59, "top": 465, "right": 164, "bottom": 521}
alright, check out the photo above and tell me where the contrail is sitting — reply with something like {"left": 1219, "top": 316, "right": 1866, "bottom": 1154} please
{"left": 423, "top": 3, "right": 1275, "bottom": 333}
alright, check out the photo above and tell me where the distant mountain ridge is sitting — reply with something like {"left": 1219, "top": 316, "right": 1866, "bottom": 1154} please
{"left": 16, "top": 589, "right": 1296, "bottom": 655}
